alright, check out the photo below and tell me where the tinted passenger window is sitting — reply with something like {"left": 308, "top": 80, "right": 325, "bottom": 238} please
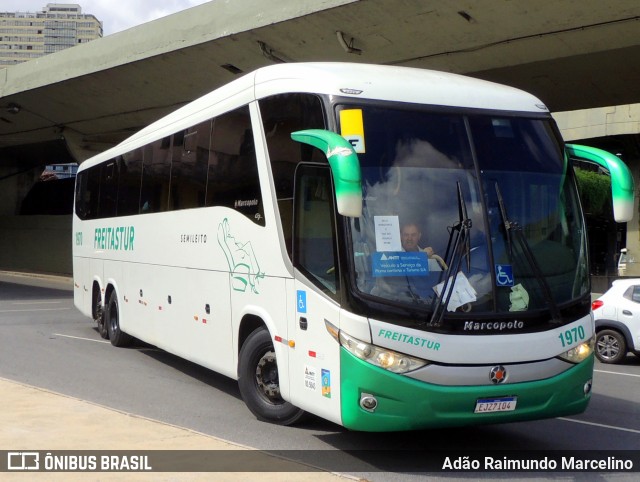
{"left": 76, "top": 105, "right": 263, "bottom": 223}
{"left": 117, "top": 153, "right": 142, "bottom": 216}
{"left": 100, "top": 159, "right": 119, "bottom": 218}
{"left": 75, "top": 166, "right": 98, "bottom": 220}
{"left": 170, "top": 121, "right": 211, "bottom": 210}
{"left": 207, "top": 106, "right": 264, "bottom": 225}
{"left": 259, "top": 94, "right": 326, "bottom": 255}
{"left": 141, "top": 140, "right": 171, "bottom": 213}
{"left": 294, "top": 165, "right": 339, "bottom": 296}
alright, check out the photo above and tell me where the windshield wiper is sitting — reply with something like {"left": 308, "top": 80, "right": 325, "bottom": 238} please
{"left": 494, "top": 182, "right": 562, "bottom": 322}
{"left": 429, "top": 182, "right": 472, "bottom": 327}
{"left": 495, "top": 182, "right": 513, "bottom": 258}
{"left": 404, "top": 276, "right": 427, "bottom": 304}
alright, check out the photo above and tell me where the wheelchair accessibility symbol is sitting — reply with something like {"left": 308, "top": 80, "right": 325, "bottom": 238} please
{"left": 297, "top": 290, "right": 307, "bottom": 313}
{"left": 495, "top": 264, "right": 514, "bottom": 287}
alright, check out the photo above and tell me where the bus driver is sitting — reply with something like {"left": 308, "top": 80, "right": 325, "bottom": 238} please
{"left": 401, "top": 222, "right": 447, "bottom": 269}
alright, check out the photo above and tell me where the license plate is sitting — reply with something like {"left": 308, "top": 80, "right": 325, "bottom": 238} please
{"left": 474, "top": 396, "right": 517, "bottom": 413}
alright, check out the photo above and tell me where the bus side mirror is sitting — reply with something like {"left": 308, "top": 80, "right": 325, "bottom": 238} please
{"left": 566, "top": 143, "right": 634, "bottom": 223}
{"left": 291, "top": 129, "right": 362, "bottom": 217}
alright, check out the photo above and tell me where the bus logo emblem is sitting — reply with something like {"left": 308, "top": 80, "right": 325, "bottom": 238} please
{"left": 490, "top": 365, "right": 507, "bottom": 384}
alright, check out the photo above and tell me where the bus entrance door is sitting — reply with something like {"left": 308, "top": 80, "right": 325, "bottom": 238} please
{"left": 290, "top": 282, "right": 343, "bottom": 426}
{"left": 290, "top": 163, "right": 343, "bottom": 425}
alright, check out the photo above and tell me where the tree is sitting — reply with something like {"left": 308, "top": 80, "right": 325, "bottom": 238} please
{"left": 574, "top": 168, "right": 612, "bottom": 217}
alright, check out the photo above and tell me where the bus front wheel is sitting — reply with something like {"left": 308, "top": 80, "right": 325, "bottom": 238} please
{"left": 106, "top": 292, "right": 132, "bottom": 347}
{"left": 238, "top": 327, "right": 305, "bottom": 425}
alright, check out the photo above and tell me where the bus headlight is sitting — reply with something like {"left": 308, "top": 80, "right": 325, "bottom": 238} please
{"left": 558, "top": 336, "right": 594, "bottom": 364}
{"left": 325, "top": 321, "right": 427, "bottom": 374}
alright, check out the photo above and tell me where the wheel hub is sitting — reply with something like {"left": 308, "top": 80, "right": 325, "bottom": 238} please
{"left": 598, "top": 335, "right": 620, "bottom": 359}
{"left": 255, "top": 350, "right": 282, "bottom": 403}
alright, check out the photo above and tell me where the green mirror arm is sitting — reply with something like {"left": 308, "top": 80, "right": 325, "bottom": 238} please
{"left": 566, "top": 143, "right": 634, "bottom": 223}
{"left": 291, "top": 129, "right": 363, "bottom": 217}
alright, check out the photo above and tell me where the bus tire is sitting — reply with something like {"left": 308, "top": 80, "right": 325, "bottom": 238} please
{"left": 238, "top": 327, "right": 305, "bottom": 425}
{"left": 106, "top": 292, "right": 132, "bottom": 347}
{"left": 94, "top": 292, "right": 108, "bottom": 339}
{"left": 97, "top": 307, "right": 109, "bottom": 339}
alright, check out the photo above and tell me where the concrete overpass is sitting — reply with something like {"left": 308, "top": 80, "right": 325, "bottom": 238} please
{"left": 1, "top": 0, "right": 640, "bottom": 274}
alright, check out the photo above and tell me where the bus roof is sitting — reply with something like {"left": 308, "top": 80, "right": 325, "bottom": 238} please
{"left": 79, "top": 62, "right": 549, "bottom": 171}
{"left": 254, "top": 62, "right": 548, "bottom": 112}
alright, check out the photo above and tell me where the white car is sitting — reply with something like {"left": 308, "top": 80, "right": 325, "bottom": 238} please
{"left": 592, "top": 278, "right": 640, "bottom": 364}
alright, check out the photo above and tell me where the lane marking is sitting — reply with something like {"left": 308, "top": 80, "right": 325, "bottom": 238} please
{"left": 53, "top": 333, "right": 158, "bottom": 352}
{"left": 53, "top": 333, "right": 110, "bottom": 344}
{"left": 0, "top": 308, "right": 70, "bottom": 313}
{"left": 558, "top": 417, "right": 640, "bottom": 434}
{"left": 11, "top": 300, "right": 64, "bottom": 305}
{"left": 595, "top": 369, "right": 640, "bottom": 378}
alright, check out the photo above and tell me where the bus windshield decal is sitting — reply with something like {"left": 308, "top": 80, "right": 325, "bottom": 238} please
{"left": 374, "top": 215, "right": 401, "bottom": 251}
{"left": 339, "top": 108, "right": 366, "bottom": 153}
{"left": 372, "top": 252, "right": 430, "bottom": 277}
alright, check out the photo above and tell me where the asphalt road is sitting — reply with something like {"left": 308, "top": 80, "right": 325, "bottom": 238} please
{"left": 1, "top": 272, "right": 639, "bottom": 480}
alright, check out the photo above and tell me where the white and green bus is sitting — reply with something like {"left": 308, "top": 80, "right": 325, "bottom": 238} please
{"left": 73, "top": 63, "right": 631, "bottom": 431}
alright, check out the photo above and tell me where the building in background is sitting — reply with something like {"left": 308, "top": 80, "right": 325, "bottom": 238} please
{"left": 41, "top": 162, "right": 78, "bottom": 180}
{"left": 0, "top": 3, "right": 102, "bottom": 66}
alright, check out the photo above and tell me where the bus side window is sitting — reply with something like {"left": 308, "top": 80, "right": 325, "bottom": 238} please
{"left": 117, "top": 152, "right": 142, "bottom": 216}
{"left": 99, "top": 159, "right": 119, "bottom": 218}
{"left": 293, "top": 164, "right": 340, "bottom": 296}
{"left": 207, "top": 106, "right": 264, "bottom": 225}
{"left": 140, "top": 138, "right": 171, "bottom": 213}
{"left": 74, "top": 171, "right": 85, "bottom": 218}
{"left": 169, "top": 121, "right": 210, "bottom": 210}
{"left": 78, "top": 164, "right": 101, "bottom": 220}
{"left": 258, "top": 93, "right": 326, "bottom": 257}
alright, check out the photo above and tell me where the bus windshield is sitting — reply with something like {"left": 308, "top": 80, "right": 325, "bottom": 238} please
{"left": 344, "top": 103, "right": 588, "bottom": 316}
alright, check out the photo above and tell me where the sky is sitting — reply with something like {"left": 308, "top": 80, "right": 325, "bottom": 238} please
{"left": 1, "top": 0, "right": 213, "bottom": 36}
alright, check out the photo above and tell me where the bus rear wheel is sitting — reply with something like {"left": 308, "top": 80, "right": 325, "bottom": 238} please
{"left": 96, "top": 305, "right": 109, "bottom": 339}
{"left": 238, "top": 327, "right": 305, "bottom": 425}
{"left": 93, "top": 291, "right": 108, "bottom": 339}
{"left": 106, "top": 292, "right": 132, "bottom": 347}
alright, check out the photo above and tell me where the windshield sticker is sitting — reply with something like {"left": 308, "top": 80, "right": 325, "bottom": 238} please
{"left": 495, "top": 264, "right": 514, "bottom": 287}
{"left": 304, "top": 365, "right": 317, "bottom": 391}
{"left": 339, "top": 108, "right": 366, "bottom": 153}
{"left": 217, "top": 218, "right": 264, "bottom": 294}
{"left": 372, "top": 251, "right": 429, "bottom": 277}
{"left": 374, "top": 215, "right": 401, "bottom": 251}
{"left": 433, "top": 272, "right": 477, "bottom": 312}
{"left": 509, "top": 283, "right": 529, "bottom": 311}
{"left": 321, "top": 369, "right": 331, "bottom": 398}
{"left": 296, "top": 290, "right": 307, "bottom": 313}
